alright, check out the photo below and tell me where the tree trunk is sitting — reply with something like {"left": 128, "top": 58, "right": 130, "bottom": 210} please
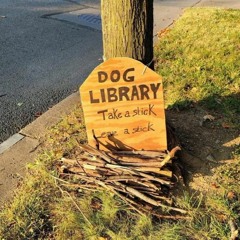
{"left": 101, "top": 0, "right": 153, "bottom": 66}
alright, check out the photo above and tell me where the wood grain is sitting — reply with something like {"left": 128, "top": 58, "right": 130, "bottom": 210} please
{"left": 80, "top": 57, "right": 167, "bottom": 150}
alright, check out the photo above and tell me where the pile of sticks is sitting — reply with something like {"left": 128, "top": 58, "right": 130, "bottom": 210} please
{"left": 56, "top": 144, "right": 187, "bottom": 217}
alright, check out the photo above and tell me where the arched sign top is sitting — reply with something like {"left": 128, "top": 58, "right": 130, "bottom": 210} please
{"left": 80, "top": 57, "right": 167, "bottom": 151}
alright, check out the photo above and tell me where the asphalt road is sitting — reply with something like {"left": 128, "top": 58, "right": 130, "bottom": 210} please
{"left": 0, "top": 0, "right": 201, "bottom": 144}
{"left": 0, "top": 0, "right": 102, "bottom": 143}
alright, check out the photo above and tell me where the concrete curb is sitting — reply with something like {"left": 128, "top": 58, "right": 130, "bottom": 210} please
{"left": 0, "top": 92, "right": 80, "bottom": 154}
{"left": 0, "top": 134, "right": 25, "bottom": 155}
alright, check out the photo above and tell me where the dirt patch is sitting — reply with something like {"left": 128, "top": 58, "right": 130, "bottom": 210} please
{"left": 166, "top": 107, "right": 239, "bottom": 193}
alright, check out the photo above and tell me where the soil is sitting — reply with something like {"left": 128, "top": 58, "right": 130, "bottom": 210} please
{"left": 166, "top": 106, "right": 239, "bottom": 193}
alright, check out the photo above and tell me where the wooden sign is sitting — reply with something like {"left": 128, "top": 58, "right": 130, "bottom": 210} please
{"left": 80, "top": 57, "right": 167, "bottom": 151}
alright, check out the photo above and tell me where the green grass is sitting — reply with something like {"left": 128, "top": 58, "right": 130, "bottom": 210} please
{"left": 155, "top": 8, "right": 240, "bottom": 125}
{"left": 0, "top": 152, "right": 57, "bottom": 239}
{"left": 0, "top": 7, "right": 240, "bottom": 239}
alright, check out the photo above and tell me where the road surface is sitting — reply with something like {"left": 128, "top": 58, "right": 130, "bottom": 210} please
{"left": 0, "top": 0, "right": 102, "bottom": 143}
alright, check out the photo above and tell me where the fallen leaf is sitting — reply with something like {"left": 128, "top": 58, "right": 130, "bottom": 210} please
{"left": 91, "top": 197, "right": 102, "bottom": 211}
{"left": 216, "top": 213, "right": 227, "bottom": 222}
{"left": 67, "top": 116, "right": 77, "bottom": 125}
{"left": 203, "top": 115, "right": 215, "bottom": 121}
{"left": 222, "top": 122, "right": 231, "bottom": 129}
{"left": 211, "top": 183, "right": 219, "bottom": 189}
{"left": 157, "top": 28, "right": 170, "bottom": 38}
{"left": 227, "top": 191, "right": 237, "bottom": 201}
{"left": 17, "top": 102, "right": 23, "bottom": 107}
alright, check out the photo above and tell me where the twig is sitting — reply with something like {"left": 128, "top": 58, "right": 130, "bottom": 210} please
{"left": 142, "top": 58, "right": 154, "bottom": 75}
{"left": 53, "top": 178, "right": 92, "bottom": 226}
{"left": 229, "top": 219, "right": 239, "bottom": 240}
{"left": 51, "top": 175, "right": 72, "bottom": 184}
{"left": 112, "top": 150, "right": 167, "bottom": 158}
{"left": 65, "top": 191, "right": 93, "bottom": 226}
{"left": 79, "top": 143, "right": 117, "bottom": 164}
{"left": 92, "top": 129, "right": 100, "bottom": 150}
{"left": 107, "top": 186, "right": 144, "bottom": 215}
{"left": 116, "top": 183, "right": 187, "bottom": 214}
{"left": 158, "top": 146, "right": 181, "bottom": 168}
{"left": 151, "top": 212, "right": 191, "bottom": 220}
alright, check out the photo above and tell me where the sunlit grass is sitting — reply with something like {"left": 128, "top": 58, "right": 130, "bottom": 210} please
{"left": 155, "top": 8, "right": 240, "bottom": 125}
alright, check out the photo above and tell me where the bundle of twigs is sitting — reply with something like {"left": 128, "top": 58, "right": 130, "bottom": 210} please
{"left": 56, "top": 144, "right": 187, "bottom": 218}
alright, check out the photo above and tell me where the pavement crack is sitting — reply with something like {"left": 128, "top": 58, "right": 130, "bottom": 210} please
{"left": 192, "top": 0, "right": 203, "bottom": 7}
{"left": 29, "top": 142, "right": 42, "bottom": 153}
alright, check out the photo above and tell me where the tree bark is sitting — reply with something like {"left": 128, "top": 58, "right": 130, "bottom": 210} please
{"left": 101, "top": 0, "right": 153, "bottom": 66}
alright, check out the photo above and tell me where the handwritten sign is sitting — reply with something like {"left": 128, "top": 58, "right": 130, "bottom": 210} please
{"left": 80, "top": 57, "right": 167, "bottom": 151}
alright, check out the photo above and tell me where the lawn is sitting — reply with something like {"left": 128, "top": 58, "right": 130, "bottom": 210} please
{"left": 155, "top": 8, "right": 240, "bottom": 125}
{"left": 0, "top": 8, "right": 239, "bottom": 240}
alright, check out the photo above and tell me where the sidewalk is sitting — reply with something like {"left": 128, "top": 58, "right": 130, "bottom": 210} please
{"left": 0, "top": 0, "right": 239, "bottom": 204}
{"left": 197, "top": 0, "right": 240, "bottom": 8}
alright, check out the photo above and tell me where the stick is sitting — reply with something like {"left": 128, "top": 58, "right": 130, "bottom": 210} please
{"left": 53, "top": 178, "right": 93, "bottom": 226}
{"left": 133, "top": 167, "right": 172, "bottom": 176}
{"left": 111, "top": 150, "right": 167, "bottom": 158}
{"left": 158, "top": 146, "right": 181, "bottom": 168}
{"left": 151, "top": 212, "right": 191, "bottom": 220}
{"left": 229, "top": 219, "right": 239, "bottom": 240}
{"left": 79, "top": 144, "right": 117, "bottom": 164}
{"left": 116, "top": 160, "right": 171, "bottom": 166}
{"left": 116, "top": 183, "right": 187, "bottom": 214}
{"left": 61, "top": 157, "right": 172, "bottom": 179}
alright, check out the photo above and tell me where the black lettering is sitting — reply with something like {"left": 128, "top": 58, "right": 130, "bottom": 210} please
{"left": 124, "top": 129, "right": 130, "bottom": 134}
{"left": 131, "top": 85, "right": 140, "bottom": 100}
{"left": 132, "top": 107, "right": 139, "bottom": 117}
{"left": 97, "top": 109, "right": 108, "bottom": 120}
{"left": 98, "top": 131, "right": 117, "bottom": 138}
{"left": 125, "top": 111, "right": 130, "bottom": 117}
{"left": 119, "top": 87, "right": 130, "bottom": 101}
{"left": 123, "top": 68, "right": 135, "bottom": 82}
{"left": 132, "top": 127, "right": 138, "bottom": 133}
{"left": 148, "top": 104, "right": 157, "bottom": 116}
{"left": 143, "top": 109, "right": 148, "bottom": 115}
{"left": 143, "top": 127, "right": 148, "bottom": 132}
{"left": 139, "top": 84, "right": 150, "bottom": 100}
{"left": 98, "top": 71, "right": 108, "bottom": 83}
{"left": 112, "top": 108, "right": 122, "bottom": 119}
{"left": 110, "top": 70, "right": 120, "bottom": 82}
{"left": 89, "top": 91, "right": 100, "bottom": 103}
{"left": 150, "top": 83, "right": 161, "bottom": 99}
{"left": 107, "top": 88, "right": 118, "bottom": 102}
{"left": 148, "top": 122, "right": 155, "bottom": 131}
{"left": 100, "top": 89, "right": 106, "bottom": 102}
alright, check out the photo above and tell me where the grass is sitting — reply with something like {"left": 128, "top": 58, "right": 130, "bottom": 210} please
{"left": 0, "top": 7, "right": 239, "bottom": 240}
{"left": 155, "top": 8, "right": 240, "bottom": 125}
